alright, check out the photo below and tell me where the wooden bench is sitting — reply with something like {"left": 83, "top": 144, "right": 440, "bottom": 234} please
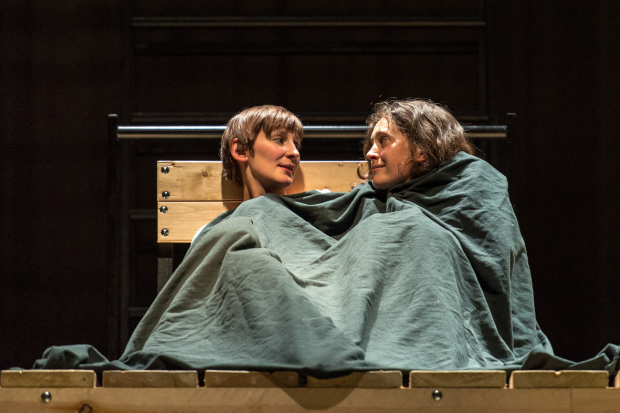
{"left": 1, "top": 369, "right": 618, "bottom": 412}
{"left": 155, "top": 160, "right": 362, "bottom": 289}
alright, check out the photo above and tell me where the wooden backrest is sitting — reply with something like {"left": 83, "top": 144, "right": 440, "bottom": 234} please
{"left": 157, "top": 161, "right": 362, "bottom": 243}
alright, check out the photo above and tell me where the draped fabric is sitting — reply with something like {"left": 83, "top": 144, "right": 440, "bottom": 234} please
{"left": 34, "top": 152, "right": 619, "bottom": 378}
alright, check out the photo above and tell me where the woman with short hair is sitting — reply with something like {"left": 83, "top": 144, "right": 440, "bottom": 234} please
{"left": 220, "top": 105, "right": 303, "bottom": 200}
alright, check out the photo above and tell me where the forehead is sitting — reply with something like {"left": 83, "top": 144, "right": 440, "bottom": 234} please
{"left": 267, "top": 128, "right": 302, "bottom": 142}
{"left": 370, "top": 118, "right": 400, "bottom": 139}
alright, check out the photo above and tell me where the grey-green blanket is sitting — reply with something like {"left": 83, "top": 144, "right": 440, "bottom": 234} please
{"left": 34, "top": 153, "right": 619, "bottom": 377}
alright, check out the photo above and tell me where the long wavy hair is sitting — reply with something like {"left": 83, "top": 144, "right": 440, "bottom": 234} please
{"left": 358, "top": 99, "right": 476, "bottom": 181}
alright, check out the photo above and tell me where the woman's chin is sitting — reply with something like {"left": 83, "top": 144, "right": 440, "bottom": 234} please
{"left": 265, "top": 180, "right": 293, "bottom": 195}
{"left": 370, "top": 179, "right": 392, "bottom": 190}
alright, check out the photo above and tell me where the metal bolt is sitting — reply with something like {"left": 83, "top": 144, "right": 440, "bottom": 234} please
{"left": 162, "top": 191, "right": 170, "bottom": 199}
{"left": 79, "top": 404, "right": 93, "bottom": 413}
{"left": 159, "top": 205, "right": 168, "bottom": 213}
{"left": 432, "top": 389, "right": 442, "bottom": 402}
{"left": 161, "top": 166, "right": 169, "bottom": 174}
{"left": 41, "top": 391, "right": 52, "bottom": 403}
{"left": 161, "top": 228, "right": 169, "bottom": 236}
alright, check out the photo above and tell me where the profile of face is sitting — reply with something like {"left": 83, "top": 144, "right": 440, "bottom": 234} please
{"left": 232, "top": 128, "right": 301, "bottom": 199}
{"left": 366, "top": 118, "right": 426, "bottom": 190}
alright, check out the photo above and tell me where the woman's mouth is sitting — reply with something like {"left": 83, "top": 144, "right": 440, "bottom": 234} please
{"left": 279, "top": 164, "right": 295, "bottom": 175}
{"left": 372, "top": 164, "right": 385, "bottom": 171}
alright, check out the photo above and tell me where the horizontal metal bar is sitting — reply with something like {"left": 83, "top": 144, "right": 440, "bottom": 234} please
{"left": 129, "top": 209, "right": 157, "bottom": 220}
{"left": 133, "top": 17, "right": 486, "bottom": 29}
{"left": 118, "top": 125, "right": 506, "bottom": 139}
{"left": 130, "top": 112, "right": 491, "bottom": 124}
{"left": 135, "top": 42, "right": 478, "bottom": 56}
{"left": 128, "top": 306, "right": 148, "bottom": 318}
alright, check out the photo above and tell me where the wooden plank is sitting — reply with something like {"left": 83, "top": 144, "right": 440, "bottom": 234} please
{"left": 158, "top": 201, "right": 240, "bottom": 242}
{"left": 203, "top": 370, "right": 298, "bottom": 388}
{"left": 0, "top": 387, "right": 589, "bottom": 413}
{"left": 158, "top": 161, "right": 240, "bottom": 201}
{"left": 307, "top": 371, "right": 402, "bottom": 388}
{"left": 102, "top": 371, "right": 197, "bottom": 388}
{"left": 287, "top": 161, "right": 361, "bottom": 195}
{"left": 409, "top": 370, "right": 506, "bottom": 388}
{"left": 1, "top": 370, "right": 96, "bottom": 388}
{"left": 157, "top": 161, "right": 361, "bottom": 202}
{"left": 571, "top": 388, "right": 620, "bottom": 413}
{"left": 510, "top": 370, "right": 608, "bottom": 388}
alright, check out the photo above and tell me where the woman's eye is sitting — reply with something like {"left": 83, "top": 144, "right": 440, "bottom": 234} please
{"left": 273, "top": 137, "right": 284, "bottom": 143}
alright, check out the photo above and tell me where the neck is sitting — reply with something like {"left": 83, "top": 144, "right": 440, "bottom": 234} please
{"left": 242, "top": 182, "right": 265, "bottom": 201}
{"left": 239, "top": 165, "right": 287, "bottom": 201}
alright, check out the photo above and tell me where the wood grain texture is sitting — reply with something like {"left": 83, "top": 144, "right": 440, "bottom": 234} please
{"left": 158, "top": 201, "right": 241, "bottom": 242}
{"left": 409, "top": 370, "right": 506, "bottom": 388}
{"left": 157, "top": 161, "right": 361, "bottom": 202}
{"left": 307, "top": 371, "right": 402, "bottom": 388}
{"left": 571, "top": 388, "right": 620, "bottom": 413}
{"left": 203, "top": 370, "right": 298, "bottom": 388}
{"left": 509, "top": 370, "right": 609, "bottom": 388}
{"left": 1, "top": 370, "right": 96, "bottom": 388}
{"left": 2, "top": 387, "right": 607, "bottom": 413}
{"left": 102, "top": 371, "right": 197, "bottom": 388}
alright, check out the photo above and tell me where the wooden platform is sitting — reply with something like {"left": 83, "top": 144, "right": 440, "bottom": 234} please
{"left": 1, "top": 370, "right": 618, "bottom": 412}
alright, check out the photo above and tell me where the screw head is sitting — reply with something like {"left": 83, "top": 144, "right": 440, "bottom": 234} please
{"left": 161, "top": 166, "right": 169, "bottom": 174}
{"left": 161, "top": 228, "right": 169, "bottom": 236}
{"left": 162, "top": 191, "right": 170, "bottom": 199}
{"left": 432, "top": 389, "right": 442, "bottom": 402}
{"left": 159, "top": 205, "right": 168, "bottom": 213}
{"left": 41, "top": 391, "right": 52, "bottom": 403}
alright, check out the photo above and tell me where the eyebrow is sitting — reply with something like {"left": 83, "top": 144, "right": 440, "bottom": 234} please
{"left": 370, "top": 129, "right": 388, "bottom": 143}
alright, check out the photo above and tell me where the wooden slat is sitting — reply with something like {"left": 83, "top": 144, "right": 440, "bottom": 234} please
{"left": 2, "top": 387, "right": 599, "bottom": 413}
{"left": 158, "top": 201, "right": 240, "bottom": 242}
{"left": 307, "top": 371, "right": 402, "bottom": 388}
{"left": 203, "top": 370, "right": 298, "bottom": 388}
{"left": 572, "top": 388, "right": 620, "bottom": 413}
{"left": 158, "top": 161, "right": 239, "bottom": 201}
{"left": 157, "top": 161, "right": 361, "bottom": 202}
{"left": 409, "top": 370, "right": 506, "bottom": 388}
{"left": 1, "top": 370, "right": 96, "bottom": 388}
{"left": 102, "top": 371, "right": 197, "bottom": 388}
{"left": 509, "top": 370, "right": 608, "bottom": 388}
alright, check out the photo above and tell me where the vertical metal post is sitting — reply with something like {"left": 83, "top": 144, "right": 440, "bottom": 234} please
{"left": 119, "top": 137, "right": 131, "bottom": 349}
{"left": 484, "top": 0, "right": 499, "bottom": 169}
{"left": 116, "top": 0, "right": 135, "bottom": 355}
{"left": 122, "top": 0, "right": 135, "bottom": 124}
{"left": 157, "top": 243, "right": 174, "bottom": 292}
{"left": 107, "top": 114, "right": 120, "bottom": 358}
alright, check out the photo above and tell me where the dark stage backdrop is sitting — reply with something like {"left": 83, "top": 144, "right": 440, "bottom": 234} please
{"left": 1, "top": 1, "right": 618, "bottom": 370}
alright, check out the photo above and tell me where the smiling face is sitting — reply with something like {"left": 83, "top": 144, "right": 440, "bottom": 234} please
{"left": 234, "top": 128, "right": 300, "bottom": 199}
{"left": 366, "top": 117, "right": 425, "bottom": 190}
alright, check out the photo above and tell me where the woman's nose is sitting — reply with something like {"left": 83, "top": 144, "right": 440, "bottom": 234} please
{"left": 366, "top": 145, "right": 379, "bottom": 160}
{"left": 286, "top": 141, "right": 300, "bottom": 159}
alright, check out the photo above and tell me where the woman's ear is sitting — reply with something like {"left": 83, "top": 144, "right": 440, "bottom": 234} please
{"left": 414, "top": 148, "right": 427, "bottom": 163}
{"left": 231, "top": 138, "right": 249, "bottom": 162}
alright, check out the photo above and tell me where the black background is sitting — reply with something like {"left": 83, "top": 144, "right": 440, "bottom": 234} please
{"left": 1, "top": 1, "right": 618, "bottom": 370}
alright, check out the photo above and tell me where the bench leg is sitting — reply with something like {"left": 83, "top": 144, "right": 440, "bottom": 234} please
{"left": 157, "top": 244, "right": 174, "bottom": 292}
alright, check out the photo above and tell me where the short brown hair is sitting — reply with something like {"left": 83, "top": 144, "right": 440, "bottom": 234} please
{"left": 359, "top": 99, "right": 476, "bottom": 181}
{"left": 220, "top": 105, "right": 303, "bottom": 186}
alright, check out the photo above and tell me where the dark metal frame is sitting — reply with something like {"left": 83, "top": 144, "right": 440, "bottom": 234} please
{"left": 108, "top": 0, "right": 503, "bottom": 359}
